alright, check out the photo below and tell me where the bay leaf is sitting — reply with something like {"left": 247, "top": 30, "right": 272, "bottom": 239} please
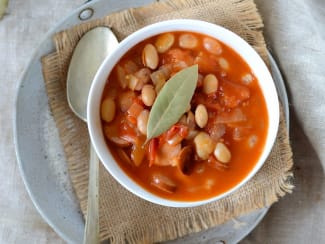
{"left": 146, "top": 64, "right": 198, "bottom": 142}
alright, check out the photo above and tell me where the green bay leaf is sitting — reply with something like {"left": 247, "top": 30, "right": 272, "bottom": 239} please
{"left": 146, "top": 64, "right": 198, "bottom": 141}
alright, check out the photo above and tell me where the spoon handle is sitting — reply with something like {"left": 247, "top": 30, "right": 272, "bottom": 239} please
{"left": 83, "top": 144, "right": 99, "bottom": 244}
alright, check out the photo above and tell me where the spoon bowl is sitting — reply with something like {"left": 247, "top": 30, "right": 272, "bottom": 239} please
{"left": 67, "top": 27, "right": 119, "bottom": 122}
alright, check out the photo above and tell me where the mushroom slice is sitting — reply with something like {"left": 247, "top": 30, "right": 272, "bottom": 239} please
{"left": 116, "top": 148, "right": 133, "bottom": 166}
{"left": 151, "top": 174, "right": 177, "bottom": 194}
{"left": 174, "top": 145, "right": 194, "bottom": 175}
{"left": 103, "top": 123, "right": 131, "bottom": 147}
{"left": 108, "top": 136, "right": 131, "bottom": 147}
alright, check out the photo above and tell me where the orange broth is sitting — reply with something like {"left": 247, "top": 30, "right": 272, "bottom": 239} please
{"left": 100, "top": 31, "right": 269, "bottom": 201}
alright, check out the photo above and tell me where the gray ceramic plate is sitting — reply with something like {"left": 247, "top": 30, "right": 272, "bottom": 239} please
{"left": 14, "top": 0, "right": 289, "bottom": 243}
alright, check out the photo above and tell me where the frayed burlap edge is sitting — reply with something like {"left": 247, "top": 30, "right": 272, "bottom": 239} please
{"left": 41, "top": 0, "right": 293, "bottom": 242}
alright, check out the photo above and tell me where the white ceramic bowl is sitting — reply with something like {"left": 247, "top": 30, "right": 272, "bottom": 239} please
{"left": 87, "top": 19, "right": 279, "bottom": 207}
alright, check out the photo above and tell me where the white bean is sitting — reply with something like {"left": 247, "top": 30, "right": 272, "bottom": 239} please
{"left": 179, "top": 33, "right": 198, "bottom": 49}
{"left": 155, "top": 33, "right": 175, "bottom": 53}
{"left": 101, "top": 97, "right": 116, "bottom": 123}
{"left": 203, "top": 37, "right": 222, "bottom": 55}
{"left": 141, "top": 84, "right": 156, "bottom": 106}
{"left": 214, "top": 142, "right": 231, "bottom": 163}
{"left": 137, "top": 109, "right": 149, "bottom": 135}
{"left": 194, "top": 132, "right": 215, "bottom": 160}
{"left": 203, "top": 74, "right": 218, "bottom": 94}
{"left": 219, "top": 57, "right": 229, "bottom": 70}
{"left": 142, "top": 44, "right": 159, "bottom": 70}
{"left": 248, "top": 135, "right": 258, "bottom": 148}
{"left": 118, "top": 90, "right": 136, "bottom": 112}
{"left": 195, "top": 104, "right": 208, "bottom": 128}
{"left": 242, "top": 73, "right": 254, "bottom": 85}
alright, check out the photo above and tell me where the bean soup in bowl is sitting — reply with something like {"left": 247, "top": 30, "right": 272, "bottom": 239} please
{"left": 87, "top": 19, "right": 279, "bottom": 207}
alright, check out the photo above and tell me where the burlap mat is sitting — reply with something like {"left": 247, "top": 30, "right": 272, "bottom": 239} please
{"left": 41, "top": 0, "right": 294, "bottom": 242}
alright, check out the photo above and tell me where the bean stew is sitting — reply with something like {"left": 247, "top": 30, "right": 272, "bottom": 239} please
{"left": 100, "top": 31, "right": 268, "bottom": 201}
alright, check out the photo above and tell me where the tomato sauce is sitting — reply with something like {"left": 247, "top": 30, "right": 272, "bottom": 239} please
{"left": 100, "top": 31, "right": 268, "bottom": 201}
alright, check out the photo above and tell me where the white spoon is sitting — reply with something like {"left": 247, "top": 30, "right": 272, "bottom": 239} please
{"left": 66, "top": 26, "right": 118, "bottom": 244}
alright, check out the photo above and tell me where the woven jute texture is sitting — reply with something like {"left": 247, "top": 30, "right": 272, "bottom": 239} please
{"left": 41, "top": 0, "right": 294, "bottom": 242}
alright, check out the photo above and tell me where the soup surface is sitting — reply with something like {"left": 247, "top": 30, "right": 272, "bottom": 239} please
{"left": 100, "top": 31, "right": 268, "bottom": 201}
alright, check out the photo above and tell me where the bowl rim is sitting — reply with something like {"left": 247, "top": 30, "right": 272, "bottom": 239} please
{"left": 87, "top": 19, "right": 279, "bottom": 208}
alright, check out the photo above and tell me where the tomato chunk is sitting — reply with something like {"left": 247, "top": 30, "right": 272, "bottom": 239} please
{"left": 194, "top": 51, "right": 220, "bottom": 74}
{"left": 221, "top": 80, "right": 250, "bottom": 108}
{"left": 162, "top": 48, "right": 194, "bottom": 72}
